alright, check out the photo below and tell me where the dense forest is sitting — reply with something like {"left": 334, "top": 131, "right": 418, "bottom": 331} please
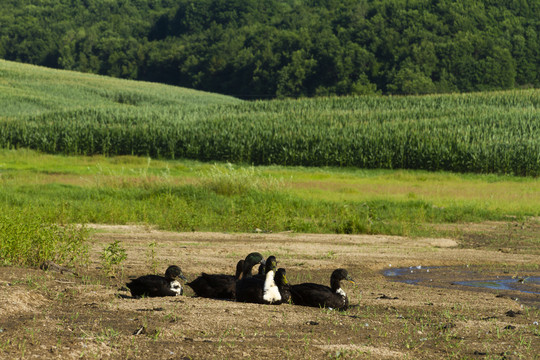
{"left": 1, "top": 0, "right": 539, "bottom": 98}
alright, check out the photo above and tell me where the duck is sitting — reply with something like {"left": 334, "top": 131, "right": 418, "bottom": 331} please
{"left": 236, "top": 256, "right": 283, "bottom": 304}
{"left": 290, "top": 269, "right": 355, "bottom": 310}
{"left": 238, "top": 252, "right": 265, "bottom": 280}
{"left": 186, "top": 260, "right": 244, "bottom": 299}
{"left": 126, "top": 265, "right": 187, "bottom": 298}
{"left": 275, "top": 268, "right": 291, "bottom": 304}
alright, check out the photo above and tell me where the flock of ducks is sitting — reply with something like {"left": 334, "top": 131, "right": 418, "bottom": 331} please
{"left": 126, "top": 252, "right": 356, "bottom": 310}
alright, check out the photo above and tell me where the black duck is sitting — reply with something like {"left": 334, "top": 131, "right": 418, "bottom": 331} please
{"left": 186, "top": 260, "right": 244, "bottom": 299}
{"left": 290, "top": 269, "right": 355, "bottom": 310}
{"left": 126, "top": 265, "right": 187, "bottom": 298}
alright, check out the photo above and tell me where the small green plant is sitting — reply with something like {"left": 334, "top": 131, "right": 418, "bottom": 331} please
{"left": 328, "top": 349, "right": 351, "bottom": 359}
{"left": 100, "top": 240, "right": 127, "bottom": 276}
{"left": 321, "top": 250, "right": 336, "bottom": 260}
{"left": 150, "top": 328, "right": 162, "bottom": 341}
{"left": 164, "top": 312, "right": 180, "bottom": 323}
{"left": 147, "top": 240, "right": 159, "bottom": 274}
{"left": 97, "top": 328, "right": 120, "bottom": 343}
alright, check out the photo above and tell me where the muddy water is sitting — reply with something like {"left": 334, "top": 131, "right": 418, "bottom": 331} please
{"left": 383, "top": 266, "right": 540, "bottom": 308}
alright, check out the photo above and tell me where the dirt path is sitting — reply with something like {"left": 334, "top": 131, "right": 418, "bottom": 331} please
{"left": 1, "top": 226, "right": 539, "bottom": 359}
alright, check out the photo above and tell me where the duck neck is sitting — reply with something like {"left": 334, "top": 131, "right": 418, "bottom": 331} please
{"left": 331, "top": 278, "right": 345, "bottom": 296}
{"left": 264, "top": 270, "right": 276, "bottom": 290}
{"left": 241, "top": 262, "right": 256, "bottom": 279}
{"left": 235, "top": 261, "right": 244, "bottom": 280}
{"left": 169, "top": 280, "right": 183, "bottom": 295}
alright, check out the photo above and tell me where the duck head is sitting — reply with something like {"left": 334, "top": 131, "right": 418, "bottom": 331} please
{"left": 240, "top": 252, "right": 265, "bottom": 278}
{"left": 244, "top": 252, "right": 264, "bottom": 267}
{"left": 165, "top": 265, "right": 188, "bottom": 282}
{"left": 332, "top": 268, "right": 355, "bottom": 284}
{"left": 275, "top": 268, "right": 288, "bottom": 286}
{"left": 264, "top": 256, "right": 278, "bottom": 274}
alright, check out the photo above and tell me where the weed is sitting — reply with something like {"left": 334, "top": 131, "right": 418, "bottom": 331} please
{"left": 150, "top": 328, "right": 162, "bottom": 341}
{"left": 164, "top": 312, "right": 180, "bottom": 323}
{"left": 328, "top": 349, "right": 353, "bottom": 359}
{"left": 321, "top": 250, "right": 336, "bottom": 260}
{"left": 200, "top": 163, "right": 283, "bottom": 196}
{"left": 97, "top": 328, "right": 120, "bottom": 343}
{"left": 0, "top": 210, "right": 88, "bottom": 267}
{"left": 71, "top": 312, "right": 80, "bottom": 322}
{"left": 100, "top": 240, "right": 127, "bottom": 276}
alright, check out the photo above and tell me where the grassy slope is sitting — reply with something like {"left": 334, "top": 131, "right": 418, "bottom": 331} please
{"left": 0, "top": 59, "right": 240, "bottom": 118}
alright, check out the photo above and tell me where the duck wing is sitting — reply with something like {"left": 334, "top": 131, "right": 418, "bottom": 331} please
{"left": 235, "top": 277, "right": 265, "bottom": 303}
{"left": 291, "top": 283, "right": 335, "bottom": 308}
{"left": 187, "top": 273, "right": 236, "bottom": 299}
{"left": 127, "top": 275, "right": 173, "bottom": 297}
{"left": 279, "top": 284, "right": 291, "bottom": 304}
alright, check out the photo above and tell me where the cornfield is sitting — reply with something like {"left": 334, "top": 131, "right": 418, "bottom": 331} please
{"left": 1, "top": 60, "right": 539, "bottom": 176}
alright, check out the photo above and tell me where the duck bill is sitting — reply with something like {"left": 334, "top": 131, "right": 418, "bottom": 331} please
{"left": 178, "top": 273, "right": 188, "bottom": 281}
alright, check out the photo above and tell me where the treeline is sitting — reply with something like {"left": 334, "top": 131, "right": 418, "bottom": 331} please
{"left": 2, "top": 0, "right": 539, "bottom": 98}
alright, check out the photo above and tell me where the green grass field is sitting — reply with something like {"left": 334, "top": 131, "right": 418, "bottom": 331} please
{"left": 1, "top": 59, "right": 539, "bottom": 175}
{"left": 1, "top": 149, "right": 539, "bottom": 266}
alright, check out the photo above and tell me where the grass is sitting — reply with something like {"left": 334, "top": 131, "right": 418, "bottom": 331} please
{"left": 0, "top": 149, "right": 538, "bottom": 255}
{"left": 0, "top": 208, "right": 89, "bottom": 267}
{"left": 0, "top": 59, "right": 237, "bottom": 118}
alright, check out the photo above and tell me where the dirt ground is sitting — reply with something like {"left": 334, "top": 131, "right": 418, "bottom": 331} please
{"left": 1, "top": 225, "right": 539, "bottom": 359}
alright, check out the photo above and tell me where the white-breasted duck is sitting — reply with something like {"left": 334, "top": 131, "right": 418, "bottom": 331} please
{"left": 126, "top": 265, "right": 187, "bottom": 298}
{"left": 236, "top": 256, "right": 282, "bottom": 305}
{"left": 290, "top": 269, "right": 355, "bottom": 310}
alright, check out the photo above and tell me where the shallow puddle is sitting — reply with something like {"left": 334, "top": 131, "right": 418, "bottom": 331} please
{"left": 383, "top": 266, "right": 540, "bottom": 308}
{"left": 454, "top": 277, "right": 540, "bottom": 294}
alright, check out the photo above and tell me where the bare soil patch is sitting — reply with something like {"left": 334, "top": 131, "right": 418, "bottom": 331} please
{"left": 435, "top": 218, "right": 540, "bottom": 254}
{"left": 1, "top": 225, "right": 539, "bottom": 359}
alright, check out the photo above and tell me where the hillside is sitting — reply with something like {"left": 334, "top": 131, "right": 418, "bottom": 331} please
{"left": 1, "top": 60, "right": 539, "bottom": 175}
{"left": 0, "top": 59, "right": 240, "bottom": 118}
{"left": 1, "top": 0, "right": 539, "bottom": 98}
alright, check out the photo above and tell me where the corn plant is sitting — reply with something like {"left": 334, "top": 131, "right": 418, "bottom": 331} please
{"left": 1, "top": 60, "right": 539, "bottom": 176}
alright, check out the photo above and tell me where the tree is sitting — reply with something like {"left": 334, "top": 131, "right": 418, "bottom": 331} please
{"left": 389, "top": 63, "right": 436, "bottom": 95}
{"left": 277, "top": 50, "right": 317, "bottom": 98}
